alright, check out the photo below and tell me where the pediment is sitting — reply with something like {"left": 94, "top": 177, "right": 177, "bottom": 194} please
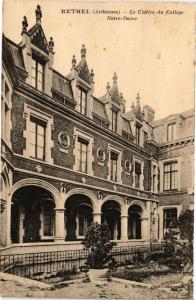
{"left": 29, "top": 25, "right": 49, "bottom": 54}
{"left": 77, "top": 61, "right": 91, "bottom": 84}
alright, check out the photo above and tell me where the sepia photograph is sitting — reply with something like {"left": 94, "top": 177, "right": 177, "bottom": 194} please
{"left": 0, "top": 0, "right": 195, "bottom": 298}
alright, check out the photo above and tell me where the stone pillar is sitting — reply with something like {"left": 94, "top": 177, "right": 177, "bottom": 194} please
{"left": 55, "top": 208, "right": 65, "bottom": 243}
{"left": 113, "top": 220, "right": 118, "bottom": 240}
{"left": 93, "top": 212, "right": 102, "bottom": 224}
{"left": 121, "top": 215, "right": 128, "bottom": 240}
{"left": 141, "top": 217, "right": 150, "bottom": 240}
{"left": 19, "top": 206, "right": 25, "bottom": 243}
{"left": 6, "top": 200, "right": 12, "bottom": 246}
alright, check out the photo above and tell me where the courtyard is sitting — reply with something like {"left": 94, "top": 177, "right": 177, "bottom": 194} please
{"left": 0, "top": 272, "right": 193, "bottom": 299}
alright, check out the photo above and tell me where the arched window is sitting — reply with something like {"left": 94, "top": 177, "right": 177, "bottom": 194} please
{"left": 167, "top": 123, "right": 176, "bottom": 141}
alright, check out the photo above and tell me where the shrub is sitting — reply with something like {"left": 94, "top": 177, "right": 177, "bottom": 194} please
{"left": 162, "top": 209, "right": 194, "bottom": 271}
{"left": 56, "top": 265, "right": 78, "bottom": 279}
{"left": 83, "top": 222, "right": 116, "bottom": 269}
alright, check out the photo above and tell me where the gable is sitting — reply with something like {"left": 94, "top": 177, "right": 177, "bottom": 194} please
{"left": 77, "top": 61, "right": 90, "bottom": 84}
{"left": 29, "top": 25, "right": 49, "bottom": 54}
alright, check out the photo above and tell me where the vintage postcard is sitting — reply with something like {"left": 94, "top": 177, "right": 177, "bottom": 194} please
{"left": 0, "top": 0, "right": 195, "bottom": 299}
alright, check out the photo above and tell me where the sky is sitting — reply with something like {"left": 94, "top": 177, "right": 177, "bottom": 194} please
{"left": 2, "top": 0, "right": 195, "bottom": 120}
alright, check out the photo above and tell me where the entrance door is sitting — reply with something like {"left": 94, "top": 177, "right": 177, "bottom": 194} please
{"left": 23, "top": 204, "right": 41, "bottom": 242}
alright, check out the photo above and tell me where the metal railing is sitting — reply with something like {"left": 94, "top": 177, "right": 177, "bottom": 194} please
{"left": 0, "top": 243, "right": 164, "bottom": 278}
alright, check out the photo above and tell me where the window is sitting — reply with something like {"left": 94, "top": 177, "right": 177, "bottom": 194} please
{"left": 110, "top": 152, "right": 118, "bottom": 181}
{"left": 73, "top": 128, "right": 94, "bottom": 175}
{"left": 163, "top": 161, "right": 178, "bottom": 191}
{"left": 152, "top": 164, "right": 158, "bottom": 192}
{"left": 43, "top": 213, "right": 54, "bottom": 236}
{"left": 31, "top": 57, "right": 44, "bottom": 91}
{"left": 167, "top": 123, "right": 176, "bottom": 141}
{"left": 77, "top": 206, "right": 92, "bottom": 237}
{"left": 77, "top": 137, "right": 88, "bottom": 173}
{"left": 79, "top": 88, "right": 87, "bottom": 115}
{"left": 1, "top": 74, "right": 11, "bottom": 144}
{"left": 29, "top": 116, "right": 46, "bottom": 160}
{"left": 163, "top": 208, "right": 177, "bottom": 230}
{"left": 43, "top": 203, "right": 55, "bottom": 237}
{"left": 135, "top": 161, "right": 142, "bottom": 188}
{"left": 135, "top": 124, "right": 141, "bottom": 145}
{"left": 112, "top": 110, "right": 117, "bottom": 132}
{"left": 144, "top": 131, "right": 148, "bottom": 142}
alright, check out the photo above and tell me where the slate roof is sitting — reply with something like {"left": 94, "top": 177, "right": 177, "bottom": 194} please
{"left": 93, "top": 97, "right": 108, "bottom": 121}
{"left": 124, "top": 110, "right": 134, "bottom": 120}
{"left": 152, "top": 109, "right": 194, "bottom": 127}
{"left": 52, "top": 70, "right": 73, "bottom": 100}
{"left": 122, "top": 116, "right": 132, "bottom": 133}
{"left": 5, "top": 38, "right": 25, "bottom": 69}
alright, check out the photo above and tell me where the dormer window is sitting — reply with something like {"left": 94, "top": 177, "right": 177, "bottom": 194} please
{"left": 112, "top": 110, "right": 117, "bottom": 132}
{"left": 79, "top": 88, "right": 87, "bottom": 115}
{"left": 167, "top": 123, "right": 176, "bottom": 141}
{"left": 135, "top": 123, "right": 141, "bottom": 145}
{"left": 31, "top": 56, "right": 44, "bottom": 91}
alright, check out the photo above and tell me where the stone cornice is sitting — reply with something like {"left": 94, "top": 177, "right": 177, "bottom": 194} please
{"left": 158, "top": 136, "right": 194, "bottom": 153}
{"left": 15, "top": 81, "right": 154, "bottom": 158}
{"left": 13, "top": 165, "right": 159, "bottom": 203}
{"left": 12, "top": 153, "right": 158, "bottom": 202}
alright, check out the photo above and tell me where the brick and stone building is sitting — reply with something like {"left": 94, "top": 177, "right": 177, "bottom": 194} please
{"left": 0, "top": 6, "right": 194, "bottom": 254}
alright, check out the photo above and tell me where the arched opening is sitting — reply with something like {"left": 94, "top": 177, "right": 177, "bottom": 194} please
{"left": 11, "top": 186, "right": 55, "bottom": 243}
{"left": 128, "top": 205, "right": 142, "bottom": 239}
{"left": 65, "top": 194, "right": 93, "bottom": 241}
{"left": 101, "top": 200, "right": 121, "bottom": 240}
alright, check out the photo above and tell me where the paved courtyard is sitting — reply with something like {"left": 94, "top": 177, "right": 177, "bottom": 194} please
{"left": 0, "top": 278, "right": 188, "bottom": 299}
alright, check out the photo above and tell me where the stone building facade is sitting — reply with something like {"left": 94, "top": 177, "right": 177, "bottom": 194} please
{"left": 0, "top": 6, "right": 194, "bottom": 253}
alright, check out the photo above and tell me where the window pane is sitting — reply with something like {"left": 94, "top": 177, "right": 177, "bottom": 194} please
{"left": 164, "top": 161, "right": 178, "bottom": 191}
{"left": 112, "top": 111, "right": 117, "bottom": 132}
{"left": 37, "top": 124, "right": 45, "bottom": 136}
{"left": 38, "top": 62, "right": 43, "bottom": 72}
{"left": 79, "top": 216, "right": 85, "bottom": 236}
{"left": 80, "top": 89, "right": 87, "bottom": 115}
{"left": 37, "top": 73, "right": 43, "bottom": 83}
{"left": 37, "top": 146, "right": 44, "bottom": 160}
{"left": 44, "top": 214, "right": 53, "bottom": 236}
{"left": 163, "top": 208, "right": 177, "bottom": 229}
{"left": 78, "top": 139, "right": 88, "bottom": 172}
{"left": 29, "top": 143, "right": 36, "bottom": 157}
{"left": 37, "top": 134, "right": 44, "bottom": 148}
{"left": 37, "top": 80, "right": 43, "bottom": 91}
{"left": 29, "top": 121, "right": 36, "bottom": 133}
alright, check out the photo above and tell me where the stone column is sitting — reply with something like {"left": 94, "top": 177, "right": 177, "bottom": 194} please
{"left": 93, "top": 212, "right": 102, "bottom": 224}
{"left": 141, "top": 217, "right": 150, "bottom": 240}
{"left": 121, "top": 215, "right": 128, "bottom": 240}
{"left": 113, "top": 220, "right": 118, "bottom": 240}
{"left": 19, "top": 206, "right": 25, "bottom": 243}
{"left": 54, "top": 208, "right": 65, "bottom": 243}
{"left": 6, "top": 200, "right": 12, "bottom": 246}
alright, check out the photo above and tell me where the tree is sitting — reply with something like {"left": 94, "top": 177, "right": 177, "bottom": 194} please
{"left": 164, "top": 209, "right": 194, "bottom": 265}
{"left": 177, "top": 209, "right": 193, "bottom": 245}
{"left": 177, "top": 209, "right": 194, "bottom": 262}
{"left": 83, "top": 222, "right": 116, "bottom": 269}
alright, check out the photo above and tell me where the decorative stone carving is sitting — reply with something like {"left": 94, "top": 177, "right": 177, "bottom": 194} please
{"left": 60, "top": 182, "right": 66, "bottom": 193}
{"left": 35, "top": 165, "right": 42, "bottom": 173}
{"left": 97, "top": 191, "right": 103, "bottom": 200}
{"left": 125, "top": 160, "right": 132, "bottom": 173}
{"left": 58, "top": 131, "right": 70, "bottom": 149}
{"left": 22, "top": 16, "right": 28, "bottom": 33}
{"left": 81, "top": 177, "right": 86, "bottom": 183}
{"left": 97, "top": 148, "right": 106, "bottom": 162}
